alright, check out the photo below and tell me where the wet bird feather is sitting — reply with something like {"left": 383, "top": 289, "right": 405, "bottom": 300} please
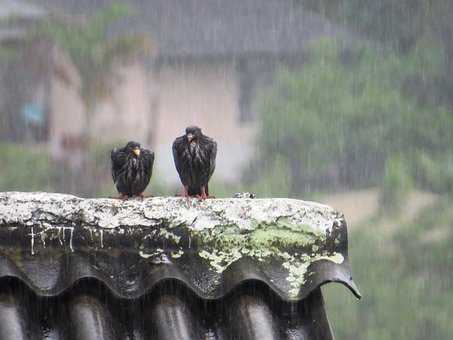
{"left": 111, "top": 141, "right": 154, "bottom": 197}
{"left": 173, "top": 127, "right": 217, "bottom": 197}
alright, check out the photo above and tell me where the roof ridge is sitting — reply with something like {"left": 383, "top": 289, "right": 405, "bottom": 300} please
{"left": 0, "top": 192, "right": 360, "bottom": 301}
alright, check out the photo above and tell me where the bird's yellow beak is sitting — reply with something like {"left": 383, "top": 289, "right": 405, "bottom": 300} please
{"left": 187, "top": 133, "right": 194, "bottom": 142}
{"left": 133, "top": 148, "right": 140, "bottom": 156}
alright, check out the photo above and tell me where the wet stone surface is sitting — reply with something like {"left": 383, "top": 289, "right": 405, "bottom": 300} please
{"left": 0, "top": 192, "right": 360, "bottom": 300}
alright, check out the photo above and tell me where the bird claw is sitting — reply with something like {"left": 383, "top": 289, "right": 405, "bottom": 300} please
{"left": 180, "top": 186, "right": 191, "bottom": 198}
{"left": 178, "top": 186, "right": 212, "bottom": 200}
{"left": 200, "top": 187, "right": 210, "bottom": 200}
{"left": 195, "top": 193, "right": 213, "bottom": 200}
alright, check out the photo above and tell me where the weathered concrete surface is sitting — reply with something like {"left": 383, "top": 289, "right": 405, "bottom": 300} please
{"left": 0, "top": 192, "right": 360, "bottom": 300}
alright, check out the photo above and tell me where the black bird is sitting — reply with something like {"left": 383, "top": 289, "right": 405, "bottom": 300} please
{"left": 111, "top": 141, "right": 154, "bottom": 199}
{"left": 172, "top": 126, "right": 217, "bottom": 199}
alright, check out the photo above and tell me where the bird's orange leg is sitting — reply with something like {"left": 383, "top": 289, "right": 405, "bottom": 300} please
{"left": 117, "top": 193, "right": 129, "bottom": 200}
{"left": 200, "top": 186, "right": 208, "bottom": 200}
{"left": 181, "top": 185, "right": 190, "bottom": 198}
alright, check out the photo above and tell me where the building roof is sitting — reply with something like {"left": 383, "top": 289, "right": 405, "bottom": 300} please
{"left": 29, "top": 0, "right": 347, "bottom": 59}
{"left": 0, "top": 192, "right": 360, "bottom": 339}
{"left": 0, "top": 0, "right": 45, "bottom": 19}
{"left": 0, "top": 0, "right": 46, "bottom": 41}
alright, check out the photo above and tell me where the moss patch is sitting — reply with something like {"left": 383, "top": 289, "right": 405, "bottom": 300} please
{"left": 192, "top": 218, "right": 341, "bottom": 296}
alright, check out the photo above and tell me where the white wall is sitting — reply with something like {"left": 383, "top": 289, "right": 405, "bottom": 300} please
{"left": 153, "top": 60, "right": 257, "bottom": 186}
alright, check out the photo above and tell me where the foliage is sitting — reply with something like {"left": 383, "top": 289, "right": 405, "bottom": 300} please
{"left": 242, "top": 155, "right": 292, "bottom": 198}
{"left": 302, "top": 0, "right": 453, "bottom": 108}
{"left": 325, "top": 198, "right": 453, "bottom": 339}
{"left": 379, "top": 157, "right": 413, "bottom": 215}
{"left": 304, "top": 0, "right": 429, "bottom": 50}
{"left": 34, "top": 3, "right": 151, "bottom": 113}
{"left": 251, "top": 40, "right": 453, "bottom": 194}
{"left": 209, "top": 180, "right": 242, "bottom": 199}
{"left": 0, "top": 143, "right": 56, "bottom": 191}
{"left": 414, "top": 152, "right": 453, "bottom": 194}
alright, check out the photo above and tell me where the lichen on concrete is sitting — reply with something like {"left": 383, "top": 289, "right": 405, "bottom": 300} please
{"left": 0, "top": 192, "right": 347, "bottom": 298}
{"left": 283, "top": 252, "right": 345, "bottom": 297}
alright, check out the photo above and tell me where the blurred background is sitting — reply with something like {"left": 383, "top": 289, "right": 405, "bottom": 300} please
{"left": 0, "top": 0, "right": 452, "bottom": 338}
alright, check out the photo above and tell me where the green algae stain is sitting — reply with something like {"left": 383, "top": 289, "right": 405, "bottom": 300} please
{"left": 250, "top": 228, "right": 318, "bottom": 248}
{"left": 199, "top": 248, "right": 242, "bottom": 273}
{"left": 193, "top": 219, "right": 332, "bottom": 276}
{"left": 283, "top": 253, "right": 345, "bottom": 298}
{"left": 191, "top": 219, "right": 343, "bottom": 297}
{"left": 276, "top": 218, "right": 322, "bottom": 235}
{"left": 131, "top": 202, "right": 342, "bottom": 295}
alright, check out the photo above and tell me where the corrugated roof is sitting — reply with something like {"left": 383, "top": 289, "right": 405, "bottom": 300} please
{"left": 29, "top": 0, "right": 347, "bottom": 59}
{"left": 0, "top": 278, "right": 335, "bottom": 339}
{"left": 0, "top": 192, "right": 360, "bottom": 339}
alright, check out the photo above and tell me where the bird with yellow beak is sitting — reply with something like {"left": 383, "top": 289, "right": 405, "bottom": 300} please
{"left": 111, "top": 141, "right": 154, "bottom": 199}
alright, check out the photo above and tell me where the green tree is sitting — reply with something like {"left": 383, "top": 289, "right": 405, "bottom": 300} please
{"left": 250, "top": 40, "right": 453, "bottom": 195}
{"left": 0, "top": 143, "right": 55, "bottom": 191}
{"left": 303, "top": 0, "right": 453, "bottom": 108}
{"left": 326, "top": 198, "right": 453, "bottom": 339}
{"left": 379, "top": 156, "right": 413, "bottom": 215}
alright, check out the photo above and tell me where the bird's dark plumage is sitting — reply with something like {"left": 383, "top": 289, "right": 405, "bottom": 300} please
{"left": 111, "top": 141, "right": 154, "bottom": 198}
{"left": 172, "top": 126, "right": 217, "bottom": 198}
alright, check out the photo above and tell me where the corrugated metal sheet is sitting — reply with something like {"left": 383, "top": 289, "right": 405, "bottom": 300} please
{"left": 0, "top": 250, "right": 359, "bottom": 301}
{"left": 0, "top": 278, "right": 335, "bottom": 339}
{"left": 0, "top": 193, "right": 360, "bottom": 339}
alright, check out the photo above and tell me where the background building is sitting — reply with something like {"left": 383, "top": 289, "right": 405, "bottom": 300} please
{"left": 8, "top": 0, "right": 345, "bottom": 185}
